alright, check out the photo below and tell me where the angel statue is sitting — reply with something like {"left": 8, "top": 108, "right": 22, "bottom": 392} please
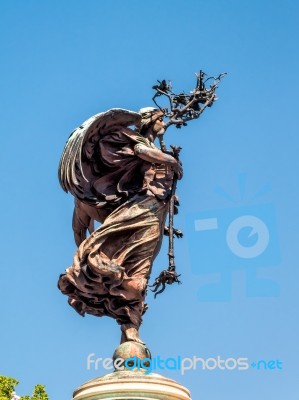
{"left": 58, "top": 71, "right": 225, "bottom": 346}
{"left": 58, "top": 107, "right": 183, "bottom": 345}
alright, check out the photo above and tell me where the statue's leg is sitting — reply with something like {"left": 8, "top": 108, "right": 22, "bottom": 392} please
{"left": 120, "top": 323, "right": 145, "bottom": 345}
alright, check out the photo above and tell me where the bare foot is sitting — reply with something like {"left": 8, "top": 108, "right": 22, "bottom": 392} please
{"left": 121, "top": 324, "right": 145, "bottom": 345}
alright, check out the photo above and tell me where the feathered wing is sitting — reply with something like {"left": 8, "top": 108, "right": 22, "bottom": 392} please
{"left": 58, "top": 108, "right": 142, "bottom": 206}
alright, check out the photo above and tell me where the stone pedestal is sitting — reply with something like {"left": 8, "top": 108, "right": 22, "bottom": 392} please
{"left": 73, "top": 370, "right": 191, "bottom": 400}
{"left": 74, "top": 342, "right": 191, "bottom": 400}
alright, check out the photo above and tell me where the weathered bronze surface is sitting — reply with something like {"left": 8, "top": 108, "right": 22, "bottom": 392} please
{"left": 58, "top": 72, "right": 225, "bottom": 346}
{"left": 58, "top": 108, "right": 182, "bottom": 344}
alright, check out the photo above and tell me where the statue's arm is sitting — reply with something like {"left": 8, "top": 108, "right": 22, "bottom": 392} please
{"left": 134, "top": 143, "right": 183, "bottom": 179}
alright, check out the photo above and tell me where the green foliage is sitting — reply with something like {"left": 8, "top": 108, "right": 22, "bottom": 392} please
{"left": 31, "top": 385, "right": 48, "bottom": 400}
{"left": 0, "top": 376, "right": 19, "bottom": 399}
{"left": 0, "top": 377, "right": 49, "bottom": 400}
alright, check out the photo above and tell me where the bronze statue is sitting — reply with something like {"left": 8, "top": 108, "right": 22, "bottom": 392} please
{"left": 58, "top": 71, "right": 225, "bottom": 345}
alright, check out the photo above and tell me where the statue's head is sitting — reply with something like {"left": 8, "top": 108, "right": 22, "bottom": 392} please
{"left": 138, "top": 107, "right": 166, "bottom": 138}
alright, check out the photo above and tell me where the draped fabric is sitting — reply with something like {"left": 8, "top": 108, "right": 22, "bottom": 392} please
{"left": 58, "top": 124, "right": 174, "bottom": 327}
{"left": 58, "top": 194, "right": 168, "bottom": 327}
{"left": 87, "top": 127, "right": 173, "bottom": 207}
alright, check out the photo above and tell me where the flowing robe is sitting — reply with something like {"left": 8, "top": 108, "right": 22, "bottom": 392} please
{"left": 58, "top": 126, "right": 174, "bottom": 328}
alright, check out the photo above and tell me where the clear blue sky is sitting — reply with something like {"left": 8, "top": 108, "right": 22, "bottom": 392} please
{"left": 0, "top": 0, "right": 298, "bottom": 399}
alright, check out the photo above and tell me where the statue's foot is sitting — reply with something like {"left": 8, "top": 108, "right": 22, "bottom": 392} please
{"left": 121, "top": 324, "right": 145, "bottom": 345}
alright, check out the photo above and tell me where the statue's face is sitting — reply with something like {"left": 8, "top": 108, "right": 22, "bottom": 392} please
{"left": 151, "top": 111, "right": 165, "bottom": 136}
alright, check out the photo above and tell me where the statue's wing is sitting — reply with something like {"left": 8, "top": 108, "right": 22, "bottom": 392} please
{"left": 58, "top": 108, "right": 141, "bottom": 205}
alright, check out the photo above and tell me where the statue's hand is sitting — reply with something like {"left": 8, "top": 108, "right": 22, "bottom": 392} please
{"left": 161, "top": 148, "right": 175, "bottom": 156}
{"left": 173, "top": 160, "right": 183, "bottom": 180}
